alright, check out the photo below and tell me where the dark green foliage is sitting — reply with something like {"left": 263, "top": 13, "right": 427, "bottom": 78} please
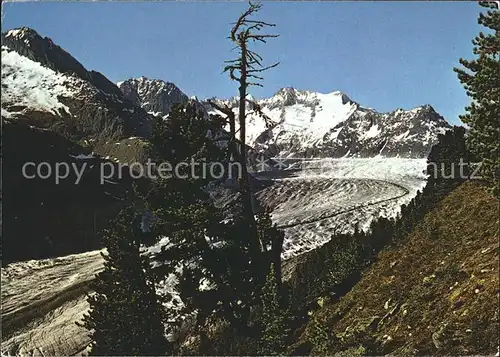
{"left": 308, "top": 313, "right": 335, "bottom": 356}
{"left": 147, "top": 101, "right": 257, "bottom": 329}
{"left": 146, "top": 101, "right": 285, "bottom": 336}
{"left": 77, "top": 206, "right": 170, "bottom": 356}
{"left": 259, "top": 263, "right": 291, "bottom": 355}
{"left": 203, "top": 320, "right": 260, "bottom": 356}
{"left": 151, "top": 102, "right": 224, "bottom": 168}
{"left": 454, "top": 1, "right": 500, "bottom": 197}
{"left": 256, "top": 209, "right": 286, "bottom": 287}
{"left": 289, "top": 235, "right": 365, "bottom": 314}
{"left": 424, "top": 126, "right": 472, "bottom": 204}
{"left": 393, "top": 126, "right": 473, "bottom": 242}
{"left": 150, "top": 204, "right": 283, "bottom": 334}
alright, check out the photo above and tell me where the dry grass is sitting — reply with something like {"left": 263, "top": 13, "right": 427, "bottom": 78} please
{"left": 295, "top": 181, "right": 499, "bottom": 356}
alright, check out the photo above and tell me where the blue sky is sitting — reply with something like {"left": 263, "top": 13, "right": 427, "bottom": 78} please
{"left": 2, "top": 1, "right": 483, "bottom": 124}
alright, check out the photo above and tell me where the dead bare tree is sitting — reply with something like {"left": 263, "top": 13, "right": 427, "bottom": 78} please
{"left": 222, "top": 1, "right": 280, "bottom": 252}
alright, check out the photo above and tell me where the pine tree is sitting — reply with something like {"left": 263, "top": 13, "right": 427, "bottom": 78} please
{"left": 259, "top": 263, "right": 291, "bottom": 356}
{"left": 424, "top": 126, "right": 471, "bottom": 207}
{"left": 146, "top": 102, "right": 252, "bottom": 332}
{"left": 153, "top": 3, "right": 286, "bottom": 334}
{"left": 454, "top": 1, "right": 500, "bottom": 197}
{"left": 77, "top": 206, "right": 170, "bottom": 356}
{"left": 147, "top": 100, "right": 286, "bottom": 334}
{"left": 309, "top": 312, "right": 333, "bottom": 356}
{"left": 151, "top": 101, "right": 224, "bottom": 168}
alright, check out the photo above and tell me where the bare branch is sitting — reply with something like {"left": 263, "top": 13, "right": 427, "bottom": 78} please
{"left": 247, "top": 51, "right": 263, "bottom": 67}
{"left": 247, "top": 34, "right": 279, "bottom": 43}
{"left": 223, "top": 67, "right": 241, "bottom": 82}
{"left": 244, "top": 20, "right": 276, "bottom": 27}
{"left": 247, "top": 74, "right": 264, "bottom": 80}
{"left": 249, "top": 33, "right": 279, "bottom": 38}
{"left": 245, "top": 23, "right": 266, "bottom": 33}
{"left": 248, "top": 62, "right": 280, "bottom": 73}
{"left": 230, "top": 1, "right": 261, "bottom": 42}
{"left": 247, "top": 50, "right": 263, "bottom": 60}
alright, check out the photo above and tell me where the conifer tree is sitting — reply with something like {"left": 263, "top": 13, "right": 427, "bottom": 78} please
{"left": 256, "top": 209, "right": 285, "bottom": 286}
{"left": 77, "top": 206, "right": 170, "bottom": 356}
{"left": 146, "top": 101, "right": 266, "bottom": 332}
{"left": 309, "top": 313, "right": 334, "bottom": 356}
{"left": 142, "top": 45, "right": 286, "bottom": 335}
{"left": 259, "top": 263, "right": 291, "bottom": 356}
{"left": 218, "top": 3, "right": 285, "bottom": 327}
{"left": 454, "top": 1, "right": 499, "bottom": 197}
{"left": 424, "top": 126, "right": 471, "bottom": 207}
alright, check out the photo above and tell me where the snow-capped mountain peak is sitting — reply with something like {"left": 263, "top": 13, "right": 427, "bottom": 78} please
{"left": 1, "top": 27, "right": 152, "bottom": 144}
{"left": 2, "top": 27, "right": 450, "bottom": 161}
{"left": 205, "top": 87, "right": 450, "bottom": 159}
{"left": 266, "top": 87, "right": 354, "bottom": 108}
{"left": 4, "top": 27, "right": 39, "bottom": 41}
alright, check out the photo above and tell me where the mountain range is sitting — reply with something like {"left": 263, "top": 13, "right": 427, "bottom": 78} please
{"left": 1, "top": 27, "right": 452, "bottom": 263}
{"left": 206, "top": 88, "right": 450, "bottom": 159}
{"left": 2, "top": 27, "right": 451, "bottom": 165}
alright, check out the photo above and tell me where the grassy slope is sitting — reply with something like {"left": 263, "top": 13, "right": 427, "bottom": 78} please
{"left": 294, "top": 181, "right": 499, "bottom": 356}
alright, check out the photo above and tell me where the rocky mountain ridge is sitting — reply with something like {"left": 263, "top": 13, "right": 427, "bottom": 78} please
{"left": 206, "top": 87, "right": 451, "bottom": 159}
{"left": 2, "top": 27, "right": 451, "bottom": 162}
{"left": 1, "top": 27, "right": 152, "bottom": 158}
{"left": 117, "top": 77, "right": 189, "bottom": 118}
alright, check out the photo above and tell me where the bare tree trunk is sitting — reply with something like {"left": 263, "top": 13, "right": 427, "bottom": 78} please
{"left": 221, "top": 1, "right": 282, "bottom": 307}
{"left": 238, "top": 41, "right": 260, "bottom": 255}
{"left": 228, "top": 115, "right": 237, "bottom": 162}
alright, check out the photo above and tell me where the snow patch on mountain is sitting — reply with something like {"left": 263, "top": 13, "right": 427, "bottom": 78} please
{"left": 363, "top": 124, "right": 381, "bottom": 139}
{"left": 209, "top": 88, "right": 358, "bottom": 154}
{"left": 5, "top": 28, "right": 27, "bottom": 39}
{"left": 1, "top": 47, "right": 77, "bottom": 116}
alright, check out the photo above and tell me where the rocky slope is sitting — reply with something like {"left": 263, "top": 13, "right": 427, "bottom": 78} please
{"left": 1, "top": 27, "right": 153, "bottom": 158}
{"left": 1, "top": 28, "right": 158, "bottom": 263}
{"left": 1, "top": 120, "right": 142, "bottom": 264}
{"left": 117, "top": 76, "right": 189, "bottom": 117}
{"left": 292, "top": 181, "right": 499, "bottom": 356}
{"left": 206, "top": 88, "right": 451, "bottom": 159}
